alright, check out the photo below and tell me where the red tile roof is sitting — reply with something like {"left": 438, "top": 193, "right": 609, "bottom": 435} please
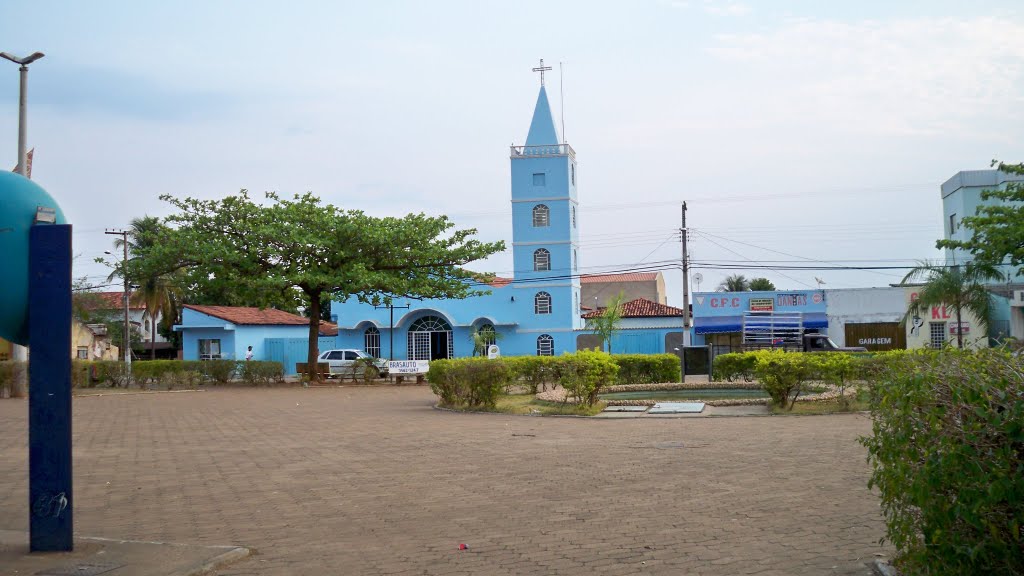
{"left": 487, "top": 276, "right": 513, "bottom": 288}
{"left": 83, "top": 291, "right": 147, "bottom": 311}
{"left": 581, "top": 297, "right": 684, "bottom": 319}
{"left": 184, "top": 305, "right": 310, "bottom": 326}
{"left": 319, "top": 321, "right": 339, "bottom": 336}
{"left": 580, "top": 272, "right": 658, "bottom": 284}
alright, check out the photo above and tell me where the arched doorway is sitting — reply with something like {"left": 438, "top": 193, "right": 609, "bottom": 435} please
{"left": 407, "top": 315, "right": 453, "bottom": 360}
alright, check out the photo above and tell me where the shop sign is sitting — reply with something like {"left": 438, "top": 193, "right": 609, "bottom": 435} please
{"left": 749, "top": 298, "right": 774, "bottom": 312}
{"left": 857, "top": 337, "right": 893, "bottom": 346}
{"left": 776, "top": 293, "right": 808, "bottom": 307}
{"left": 388, "top": 360, "right": 430, "bottom": 374}
{"left": 949, "top": 323, "right": 970, "bottom": 335}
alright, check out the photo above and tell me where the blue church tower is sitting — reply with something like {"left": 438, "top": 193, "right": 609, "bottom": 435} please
{"left": 509, "top": 78, "right": 582, "bottom": 355}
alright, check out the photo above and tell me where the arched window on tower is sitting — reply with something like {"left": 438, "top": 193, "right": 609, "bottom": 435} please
{"left": 533, "top": 248, "right": 551, "bottom": 271}
{"left": 537, "top": 334, "right": 554, "bottom": 356}
{"left": 532, "top": 204, "right": 549, "bottom": 227}
{"left": 535, "top": 291, "right": 552, "bottom": 315}
{"left": 364, "top": 326, "right": 381, "bottom": 358}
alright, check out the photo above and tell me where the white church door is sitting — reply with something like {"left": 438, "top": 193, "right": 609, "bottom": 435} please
{"left": 407, "top": 316, "right": 453, "bottom": 360}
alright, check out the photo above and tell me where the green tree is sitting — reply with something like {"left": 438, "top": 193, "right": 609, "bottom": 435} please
{"left": 585, "top": 291, "right": 625, "bottom": 353}
{"left": 749, "top": 277, "right": 776, "bottom": 291}
{"left": 937, "top": 162, "right": 1024, "bottom": 274}
{"left": 129, "top": 190, "right": 504, "bottom": 379}
{"left": 901, "top": 261, "right": 1004, "bottom": 349}
{"left": 717, "top": 274, "right": 750, "bottom": 292}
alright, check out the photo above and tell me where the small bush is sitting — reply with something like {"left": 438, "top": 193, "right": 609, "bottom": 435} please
{"left": 613, "top": 354, "right": 679, "bottom": 384}
{"left": 239, "top": 361, "right": 285, "bottom": 386}
{"left": 71, "top": 360, "right": 93, "bottom": 388}
{"left": 0, "top": 362, "right": 27, "bottom": 397}
{"left": 860, "top": 349, "right": 1024, "bottom": 575}
{"left": 427, "top": 357, "right": 511, "bottom": 409}
{"left": 749, "top": 350, "right": 812, "bottom": 409}
{"left": 713, "top": 353, "right": 757, "bottom": 382}
{"left": 504, "top": 356, "right": 561, "bottom": 394}
{"left": 93, "top": 361, "right": 133, "bottom": 388}
{"left": 199, "top": 360, "right": 238, "bottom": 384}
{"left": 558, "top": 349, "right": 619, "bottom": 406}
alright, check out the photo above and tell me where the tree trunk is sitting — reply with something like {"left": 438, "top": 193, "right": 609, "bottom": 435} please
{"left": 955, "top": 291, "right": 963, "bottom": 349}
{"left": 306, "top": 291, "right": 322, "bottom": 382}
{"left": 151, "top": 313, "right": 157, "bottom": 360}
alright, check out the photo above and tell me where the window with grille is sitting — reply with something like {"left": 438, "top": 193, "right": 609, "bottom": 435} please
{"left": 534, "top": 248, "right": 551, "bottom": 271}
{"left": 571, "top": 163, "right": 575, "bottom": 186}
{"left": 532, "top": 204, "right": 550, "bottom": 227}
{"left": 572, "top": 206, "right": 576, "bottom": 228}
{"left": 535, "top": 292, "right": 552, "bottom": 314}
{"left": 537, "top": 334, "right": 554, "bottom": 356}
{"left": 573, "top": 249, "right": 578, "bottom": 272}
{"left": 364, "top": 326, "right": 381, "bottom": 357}
{"left": 77, "top": 347, "right": 89, "bottom": 360}
{"left": 929, "top": 322, "right": 946, "bottom": 349}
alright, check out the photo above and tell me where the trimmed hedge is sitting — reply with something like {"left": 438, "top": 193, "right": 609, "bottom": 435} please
{"left": 860, "top": 349, "right": 1024, "bottom": 574}
{"left": 428, "top": 350, "right": 620, "bottom": 408}
{"left": 71, "top": 359, "right": 284, "bottom": 388}
{"left": 713, "top": 350, "right": 872, "bottom": 408}
{"left": 0, "top": 362, "right": 27, "bottom": 397}
{"left": 612, "top": 354, "right": 679, "bottom": 385}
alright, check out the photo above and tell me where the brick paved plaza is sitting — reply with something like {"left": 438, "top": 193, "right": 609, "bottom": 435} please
{"left": 0, "top": 388, "right": 888, "bottom": 575}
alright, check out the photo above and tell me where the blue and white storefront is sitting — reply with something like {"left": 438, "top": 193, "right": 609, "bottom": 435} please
{"left": 691, "top": 290, "right": 828, "bottom": 353}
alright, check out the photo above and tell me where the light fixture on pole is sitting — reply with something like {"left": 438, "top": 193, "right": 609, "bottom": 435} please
{"left": 1, "top": 50, "right": 44, "bottom": 380}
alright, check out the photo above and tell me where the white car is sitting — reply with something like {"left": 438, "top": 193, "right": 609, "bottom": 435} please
{"left": 317, "top": 349, "right": 388, "bottom": 378}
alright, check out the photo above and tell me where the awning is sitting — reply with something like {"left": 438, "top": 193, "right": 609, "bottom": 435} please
{"left": 694, "top": 313, "right": 827, "bottom": 335}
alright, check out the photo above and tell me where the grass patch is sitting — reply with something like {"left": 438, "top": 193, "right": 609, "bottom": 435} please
{"left": 442, "top": 393, "right": 607, "bottom": 416}
{"left": 771, "top": 387, "right": 870, "bottom": 415}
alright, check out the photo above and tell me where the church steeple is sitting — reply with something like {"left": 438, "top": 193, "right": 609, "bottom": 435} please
{"left": 525, "top": 85, "right": 560, "bottom": 146}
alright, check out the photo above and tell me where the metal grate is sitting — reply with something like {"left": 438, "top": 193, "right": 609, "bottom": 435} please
{"left": 533, "top": 248, "right": 551, "bottom": 271}
{"left": 537, "top": 334, "right": 554, "bottom": 356}
{"left": 535, "top": 292, "right": 552, "bottom": 314}
{"left": 364, "top": 326, "right": 380, "bottom": 357}
{"left": 532, "top": 204, "right": 549, "bottom": 227}
{"left": 929, "top": 322, "right": 947, "bottom": 349}
{"left": 742, "top": 311, "right": 803, "bottom": 350}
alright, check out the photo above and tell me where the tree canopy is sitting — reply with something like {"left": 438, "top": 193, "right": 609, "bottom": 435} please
{"left": 128, "top": 190, "right": 504, "bottom": 378}
{"left": 717, "top": 274, "right": 750, "bottom": 292}
{"left": 749, "top": 277, "right": 776, "bottom": 291}
{"left": 937, "top": 162, "right": 1024, "bottom": 274}
{"left": 901, "top": 261, "right": 1004, "bottom": 349}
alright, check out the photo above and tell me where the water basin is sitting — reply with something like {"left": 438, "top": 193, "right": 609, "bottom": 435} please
{"left": 600, "top": 388, "right": 769, "bottom": 401}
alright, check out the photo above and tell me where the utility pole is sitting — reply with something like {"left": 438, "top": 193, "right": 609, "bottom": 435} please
{"left": 105, "top": 229, "right": 131, "bottom": 373}
{"left": 681, "top": 202, "right": 690, "bottom": 383}
{"left": 374, "top": 302, "right": 410, "bottom": 362}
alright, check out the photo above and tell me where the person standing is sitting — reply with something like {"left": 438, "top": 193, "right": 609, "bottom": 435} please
{"left": 245, "top": 345, "right": 254, "bottom": 361}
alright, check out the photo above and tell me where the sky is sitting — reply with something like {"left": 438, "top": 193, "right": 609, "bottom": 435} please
{"left": 1, "top": 0, "right": 1023, "bottom": 307}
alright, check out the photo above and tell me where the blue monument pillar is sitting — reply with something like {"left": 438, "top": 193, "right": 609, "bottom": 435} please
{"left": 28, "top": 223, "right": 74, "bottom": 551}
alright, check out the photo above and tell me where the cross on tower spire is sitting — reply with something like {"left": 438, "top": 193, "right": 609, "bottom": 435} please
{"left": 532, "top": 58, "right": 552, "bottom": 86}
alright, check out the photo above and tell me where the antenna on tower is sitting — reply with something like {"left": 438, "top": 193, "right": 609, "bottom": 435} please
{"left": 815, "top": 277, "right": 826, "bottom": 288}
{"left": 559, "top": 61, "right": 566, "bottom": 144}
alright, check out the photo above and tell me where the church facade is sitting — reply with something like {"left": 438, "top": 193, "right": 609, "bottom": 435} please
{"left": 330, "top": 81, "right": 587, "bottom": 360}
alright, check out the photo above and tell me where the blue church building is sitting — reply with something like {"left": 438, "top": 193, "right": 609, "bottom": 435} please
{"left": 330, "top": 79, "right": 585, "bottom": 360}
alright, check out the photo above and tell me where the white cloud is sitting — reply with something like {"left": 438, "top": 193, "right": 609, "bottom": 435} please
{"left": 704, "top": 2, "right": 751, "bottom": 17}
{"left": 707, "top": 17, "right": 1024, "bottom": 137}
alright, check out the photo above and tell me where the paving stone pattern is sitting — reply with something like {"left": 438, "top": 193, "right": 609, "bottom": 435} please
{"left": 0, "top": 388, "right": 889, "bottom": 575}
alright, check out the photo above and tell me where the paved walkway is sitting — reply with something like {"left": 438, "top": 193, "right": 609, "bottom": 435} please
{"left": 0, "top": 387, "right": 888, "bottom": 575}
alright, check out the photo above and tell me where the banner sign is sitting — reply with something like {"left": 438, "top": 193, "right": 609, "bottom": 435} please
{"left": 749, "top": 298, "right": 774, "bottom": 312}
{"left": 388, "top": 360, "right": 430, "bottom": 374}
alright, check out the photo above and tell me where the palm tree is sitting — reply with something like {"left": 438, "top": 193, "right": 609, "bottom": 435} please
{"left": 902, "top": 261, "right": 1004, "bottom": 349}
{"left": 749, "top": 277, "right": 776, "bottom": 291}
{"left": 717, "top": 274, "right": 750, "bottom": 292}
{"left": 109, "top": 216, "right": 179, "bottom": 359}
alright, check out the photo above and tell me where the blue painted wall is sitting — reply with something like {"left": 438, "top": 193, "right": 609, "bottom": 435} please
{"left": 177, "top": 307, "right": 309, "bottom": 361}
{"left": 692, "top": 290, "right": 828, "bottom": 334}
{"left": 941, "top": 169, "right": 1024, "bottom": 283}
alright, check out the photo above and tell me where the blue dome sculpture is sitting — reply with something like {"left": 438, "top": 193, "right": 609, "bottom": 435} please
{"left": 0, "top": 171, "right": 67, "bottom": 345}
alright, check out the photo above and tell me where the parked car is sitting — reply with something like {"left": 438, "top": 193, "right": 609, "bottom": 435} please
{"left": 317, "top": 349, "right": 389, "bottom": 378}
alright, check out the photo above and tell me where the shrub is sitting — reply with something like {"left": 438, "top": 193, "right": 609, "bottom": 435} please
{"left": 504, "top": 356, "right": 561, "bottom": 394}
{"left": 71, "top": 360, "right": 93, "bottom": 388}
{"left": 860, "top": 349, "right": 1024, "bottom": 575}
{"left": 239, "top": 361, "right": 285, "bottom": 386}
{"left": 613, "top": 354, "right": 679, "bottom": 384}
{"left": 0, "top": 362, "right": 27, "bottom": 397}
{"left": 713, "top": 353, "right": 757, "bottom": 382}
{"left": 750, "top": 350, "right": 812, "bottom": 409}
{"left": 93, "top": 361, "right": 133, "bottom": 388}
{"left": 427, "top": 357, "right": 511, "bottom": 409}
{"left": 199, "top": 360, "right": 238, "bottom": 384}
{"left": 558, "top": 349, "right": 619, "bottom": 406}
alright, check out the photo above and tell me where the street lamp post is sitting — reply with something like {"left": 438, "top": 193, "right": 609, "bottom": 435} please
{"left": 105, "top": 246, "right": 133, "bottom": 373}
{"left": 2, "top": 51, "right": 44, "bottom": 379}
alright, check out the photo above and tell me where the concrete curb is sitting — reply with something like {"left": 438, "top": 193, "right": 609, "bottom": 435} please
{"left": 173, "top": 545, "right": 251, "bottom": 576}
{"left": 869, "top": 558, "right": 897, "bottom": 576}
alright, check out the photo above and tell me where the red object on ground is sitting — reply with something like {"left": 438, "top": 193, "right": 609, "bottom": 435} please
{"left": 458, "top": 544, "right": 469, "bottom": 550}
